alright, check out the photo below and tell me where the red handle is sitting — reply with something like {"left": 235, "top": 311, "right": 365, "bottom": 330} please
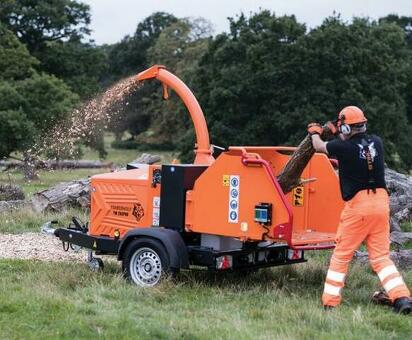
{"left": 239, "top": 149, "right": 294, "bottom": 247}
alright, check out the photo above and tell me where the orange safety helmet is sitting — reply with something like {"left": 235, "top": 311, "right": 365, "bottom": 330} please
{"left": 337, "top": 106, "right": 367, "bottom": 135}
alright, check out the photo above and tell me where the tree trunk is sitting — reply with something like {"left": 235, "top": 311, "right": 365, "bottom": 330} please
{"left": 31, "top": 179, "right": 91, "bottom": 213}
{"left": 23, "top": 151, "right": 38, "bottom": 181}
{"left": 385, "top": 167, "right": 412, "bottom": 233}
{"left": 0, "top": 200, "right": 28, "bottom": 213}
{"left": 277, "top": 124, "right": 335, "bottom": 194}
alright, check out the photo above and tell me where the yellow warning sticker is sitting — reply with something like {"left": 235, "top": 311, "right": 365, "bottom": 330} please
{"left": 292, "top": 185, "right": 304, "bottom": 207}
{"left": 93, "top": 240, "right": 97, "bottom": 249}
{"left": 223, "top": 175, "right": 230, "bottom": 186}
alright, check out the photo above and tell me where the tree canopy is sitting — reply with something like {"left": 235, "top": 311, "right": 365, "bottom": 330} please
{"left": 0, "top": 24, "right": 78, "bottom": 158}
{"left": 177, "top": 12, "right": 412, "bottom": 169}
{"left": 1, "top": 5, "right": 412, "bottom": 172}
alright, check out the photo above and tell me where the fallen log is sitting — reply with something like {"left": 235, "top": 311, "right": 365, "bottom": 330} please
{"left": 386, "top": 167, "right": 412, "bottom": 233}
{"left": 128, "top": 153, "right": 161, "bottom": 166}
{"left": 0, "top": 200, "right": 28, "bottom": 213}
{"left": 31, "top": 179, "right": 91, "bottom": 213}
{"left": 31, "top": 153, "right": 161, "bottom": 213}
{"left": 355, "top": 250, "right": 412, "bottom": 270}
{"left": 0, "top": 159, "right": 113, "bottom": 170}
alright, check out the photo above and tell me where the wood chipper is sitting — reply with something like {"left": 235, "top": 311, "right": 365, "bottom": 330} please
{"left": 43, "top": 65, "right": 344, "bottom": 287}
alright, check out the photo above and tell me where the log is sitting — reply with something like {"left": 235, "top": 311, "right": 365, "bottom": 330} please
{"left": 355, "top": 250, "right": 412, "bottom": 270}
{"left": 277, "top": 124, "right": 335, "bottom": 194}
{"left": 0, "top": 159, "right": 113, "bottom": 170}
{"left": 31, "top": 179, "right": 91, "bottom": 213}
{"left": 31, "top": 153, "right": 161, "bottom": 213}
{"left": 385, "top": 167, "right": 412, "bottom": 233}
{"left": 0, "top": 200, "right": 28, "bottom": 213}
{"left": 130, "top": 153, "right": 161, "bottom": 165}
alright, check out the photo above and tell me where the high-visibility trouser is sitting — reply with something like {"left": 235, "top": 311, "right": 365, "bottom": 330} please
{"left": 322, "top": 188, "right": 410, "bottom": 307}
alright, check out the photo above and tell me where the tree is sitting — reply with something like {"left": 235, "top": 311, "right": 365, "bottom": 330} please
{"left": 0, "top": 0, "right": 106, "bottom": 100}
{"left": 104, "top": 12, "right": 178, "bottom": 82}
{"left": 104, "top": 12, "right": 178, "bottom": 142}
{"left": 0, "top": 0, "right": 90, "bottom": 53}
{"left": 179, "top": 11, "right": 412, "bottom": 170}
{"left": 179, "top": 11, "right": 306, "bottom": 161}
{"left": 145, "top": 18, "right": 212, "bottom": 146}
{"left": 0, "top": 24, "right": 78, "bottom": 163}
{"left": 38, "top": 38, "right": 107, "bottom": 98}
{"left": 379, "top": 15, "right": 412, "bottom": 125}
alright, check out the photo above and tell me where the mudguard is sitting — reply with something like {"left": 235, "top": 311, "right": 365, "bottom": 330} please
{"left": 117, "top": 227, "right": 189, "bottom": 269}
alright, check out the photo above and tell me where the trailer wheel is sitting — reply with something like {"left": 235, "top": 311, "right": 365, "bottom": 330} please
{"left": 88, "top": 257, "right": 104, "bottom": 272}
{"left": 123, "top": 238, "right": 170, "bottom": 287}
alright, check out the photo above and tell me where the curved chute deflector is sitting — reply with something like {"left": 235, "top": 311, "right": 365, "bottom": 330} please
{"left": 136, "top": 65, "right": 214, "bottom": 165}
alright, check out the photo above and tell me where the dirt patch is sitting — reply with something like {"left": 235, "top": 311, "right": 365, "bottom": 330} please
{"left": 0, "top": 233, "right": 88, "bottom": 262}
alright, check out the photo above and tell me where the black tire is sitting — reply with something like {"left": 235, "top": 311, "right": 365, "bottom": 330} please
{"left": 122, "top": 238, "right": 170, "bottom": 287}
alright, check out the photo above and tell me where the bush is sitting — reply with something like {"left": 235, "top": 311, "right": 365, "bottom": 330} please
{"left": 111, "top": 139, "right": 176, "bottom": 151}
{"left": 111, "top": 139, "right": 140, "bottom": 149}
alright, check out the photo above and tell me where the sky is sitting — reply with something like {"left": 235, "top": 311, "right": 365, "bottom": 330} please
{"left": 82, "top": 0, "right": 412, "bottom": 45}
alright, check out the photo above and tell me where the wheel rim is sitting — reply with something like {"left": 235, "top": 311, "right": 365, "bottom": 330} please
{"left": 129, "top": 247, "right": 162, "bottom": 286}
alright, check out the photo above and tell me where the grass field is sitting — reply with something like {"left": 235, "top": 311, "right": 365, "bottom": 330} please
{"left": 0, "top": 255, "right": 411, "bottom": 339}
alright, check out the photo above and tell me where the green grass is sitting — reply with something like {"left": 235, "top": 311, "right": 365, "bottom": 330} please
{"left": 0, "top": 207, "right": 88, "bottom": 234}
{"left": 401, "top": 222, "right": 412, "bottom": 233}
{"left": 0, "top": 256, "right": 411, "bottom": 339}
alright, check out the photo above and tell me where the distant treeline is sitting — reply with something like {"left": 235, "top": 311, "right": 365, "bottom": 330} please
{"left": 1, "top": 1, "right": 412, "bottom": 170}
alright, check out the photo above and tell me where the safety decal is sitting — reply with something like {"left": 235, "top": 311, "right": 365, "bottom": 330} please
{"left": 228, "top": 175, "right": 240, "bottom": 223}
{"left": 152, "top": 196, "right": 160, "bottom": 226}
{"left": 132, "top": 202, "right": 145, "bottom": 221}
{"left": 222, "top": 175, "right": 230, "bottom": 186}
{"left": 292, "top": 185, "right": 304, "bottom": 207}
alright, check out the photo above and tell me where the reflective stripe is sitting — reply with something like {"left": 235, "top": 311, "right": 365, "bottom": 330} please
{"left": 384, "top": 277, "right": 404, "bottom": 292}
{"left": 327, "top": 270, "right": 345, "bottom": 283}
{"left": 369, "top": 256, "right": 387, "bottom": 264}
{"left": 324, "top": 283, "right": 341, "bottom": 296}
{"left": 377, "top": 265, "right": 398, "bottom": 282}
{"left": 331, "top": 256, "right": 351, "bottom": 264}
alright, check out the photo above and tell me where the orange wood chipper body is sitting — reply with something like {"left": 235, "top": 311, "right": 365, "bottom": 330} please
{"left": 48, "top": 65, "right": 344, "bottom": 286}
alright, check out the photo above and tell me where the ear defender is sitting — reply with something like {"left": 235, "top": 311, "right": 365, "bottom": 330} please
{"left": 340, "top": 124, "right": 351, "bottom": 135}
{"left": 338, "top": 114, "right": 352, "bottom": 135}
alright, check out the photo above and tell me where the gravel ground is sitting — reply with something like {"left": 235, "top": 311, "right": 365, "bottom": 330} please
{"left": 0, "top": 233, "right": 88, "bottom": 262}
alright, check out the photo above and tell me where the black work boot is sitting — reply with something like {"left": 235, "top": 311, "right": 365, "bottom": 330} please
{"left": 393, "top": 297, "right": 412, "bottom": 315}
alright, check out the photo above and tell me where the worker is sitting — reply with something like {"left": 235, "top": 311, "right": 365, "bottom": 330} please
{"left": 307, "top": 106, "right": 411, "bottom": 314}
